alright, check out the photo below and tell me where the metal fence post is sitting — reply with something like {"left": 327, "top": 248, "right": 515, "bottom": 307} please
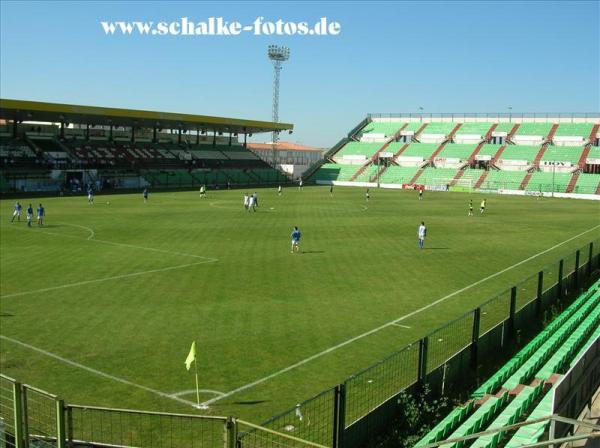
{"left": 558, "top": 259, "right": 564, "bottom": 299}
{"left": 224, "top": 417, "right": 236, "bottom": 448}
{"left": 20, "top": 387, "right": 28, "bottom": 448}
{"left": 333, "top": 384, "right": 346, "bottom": 448}
{"left": 574, "top": 250, "right": 580, "bottom": 289}
{"left": 66, "top": 406, "right": 73, "bottom": 446}
{"left": 418, "top": 337, "right": 429, "bottom": 387}
{"left": 588, "top": 242, "right": 593, "bottom": 277}
{"left": 508, "top": 286, "right": 517, "bottom": 339}
{"left": 536, "top": 271, "right": 544, "bottom": 316}
{"left": 55, "top": 399, "right": 66, "bottom": 448}
{"left": 471, "top": 308, "right": 481, "bottom": 369}
{"left": 13, "top": 382, "right": 25, "bottom": 448}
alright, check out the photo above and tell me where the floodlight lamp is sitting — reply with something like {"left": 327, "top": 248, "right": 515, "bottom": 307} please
{"left": 268, "top": 45, "right": 290, "bottom": 62}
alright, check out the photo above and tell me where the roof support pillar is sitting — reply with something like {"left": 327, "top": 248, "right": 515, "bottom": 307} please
{"left": 131, "top": 125, "right": 135, "bottom": 143}
{"left": 196, "top": 128, "right": 200, "bottom": 145}
{"left": 153, "top": 127, "right": 157, "bottom": 144}
{"left": 60, "top": 121, "right": 65, "bottom": 139}
{"left": 178, "top": 128, "right": 182, "bottom": 144}
{"left": 86, "top": 123, "right": 90, "bottom": 141}
{"left": 12, "top": 119, "right": 18, "bottom": 138}
{"left": 212, "top": 129, "right": 216, "bottom": 147}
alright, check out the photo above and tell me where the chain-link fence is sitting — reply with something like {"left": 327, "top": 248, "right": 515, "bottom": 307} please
{"left": 260, "top": 387, "right": 338, "bottom": 448}
{"left": 23, "top": 385, "right": 58, "bottom": 448}
{"left": 0, "top": 376, "right": 17, "bottom": 448}
{"left": 68, "top": 405, "right": 229, "bottom": 448}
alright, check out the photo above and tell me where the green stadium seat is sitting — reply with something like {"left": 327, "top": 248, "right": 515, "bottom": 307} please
{"left": 573, "top": 173, "right": 600, "bottom": 194}
{"left": 436, "top": 144, "right": 478, "bottom": 160}
{"left": 553, "top": 123, "right": 594, "bottom": 138}
{"left": 540, "top": 146, "right": 584, "bottom": 164}
{"left": 515, "top": 123, "right": 553, "bottom": 137}
{"left": 336, "top": 142, "right": 384, "bottom": 158}
{"left": 400, "top": 143, "right": 439, "bottom": 159}
{"left": 454, "top": 123, "right": 494, "bottom": 137}
{"left": 359, "top": 121, "right": 405, "bottom": 138}
{"left": 379, "top": 166, "right": 419, "bottom": 184}
{"left": 525, "top": 172, "right": 573, "bottom": 193}
{"left": 479, "top": 171, "right": 526, "bottom": 190}
{"left": 499, "top": 145, "right": 541, "bottom": 163}
{"left": 422, "top": 122, "right": 458, "bottom": 135}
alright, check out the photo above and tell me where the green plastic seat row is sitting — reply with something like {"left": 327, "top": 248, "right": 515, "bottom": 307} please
{"left": 472, "top": 286, "right": 597, "bottom": 398}
{"left": 470, "top": 382, "right": 544, "bottom": 448}
{"left": 569, "top": 321, "right": 600, "bottom": 367}
{"left": 439, "top": 394, "right": 508, "bottom": 448}
{"left": 504, "top": 388, "right": 554, "bottom": 448}
{"left": 536, "top": 304, "right": 600, "bottom": 379}
{"left": 502, "top": 291, "right": 599, "bottom": 390}
{"left": 414, "top": 402, "right": 475, "bottom": 447}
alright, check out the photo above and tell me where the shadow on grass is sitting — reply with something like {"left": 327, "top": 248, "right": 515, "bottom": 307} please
{"left": 423, "top": 247, "right": 450, "bottom": 250}
{"left": 301, "top": 250, "right": 325, "bottom": 254}
{"left": 231, "top": 400, "right": 270, "bottom": 405}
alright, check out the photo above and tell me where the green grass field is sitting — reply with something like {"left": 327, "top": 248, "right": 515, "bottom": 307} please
{"left": 1, "top": 186, "right": 599, "bottom": 424}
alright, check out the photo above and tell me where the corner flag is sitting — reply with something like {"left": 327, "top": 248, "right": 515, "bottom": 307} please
{"left": 185, "top": 341, "right": 196, "bottom": 371}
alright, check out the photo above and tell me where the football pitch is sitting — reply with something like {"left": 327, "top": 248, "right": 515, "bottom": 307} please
{"left": 0, "top": 186, "right": 599, "bottom": 423}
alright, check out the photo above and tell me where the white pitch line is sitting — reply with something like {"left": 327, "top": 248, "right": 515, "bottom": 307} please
{"left": 392, "top": 323, "right": 411, "bottom": 329}
{"left": 0, "top": 335, "right": 196, "bottom": 407}
{"left": 169, "top": 389, "right": 226, "bottom": 398}
{"left": 0, "top": 260, "right": 216, "bottom": 299}
{"left": 200, "top": 223, "right": 600, "bottom": 406}
{"left": 8, "top": 223, "right": 214, "bottom": 261}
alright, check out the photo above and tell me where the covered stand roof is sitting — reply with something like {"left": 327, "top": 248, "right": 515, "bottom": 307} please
{"left": 0, "top": 99, "right": 293, "bottom": 134}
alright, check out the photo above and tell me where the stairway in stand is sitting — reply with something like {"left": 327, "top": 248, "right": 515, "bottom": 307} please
{"left": 467, "top": 124, "right": 498, "bottom": 165}
{"left": 349, "top": 124, "right": 409, "bottom": 181}
{"left": 506, "top": 123, "right": 520, "bottom": 143}
{"left": 544, "top": 123, "right": 559, "bottom": 143}
{"left": 566, "top": 172, "right": 580, "bottom": 193}
{"left": 519, "top": 172, "right": 533, "bottom": 190}
{"left": 474, "top": 170, "right": 489, "bottom": 189}
{"left": 408, "top": 167, "right": 425, "bottom": 185}
{"left": 531, "top": 144, "right": 549, "bottom": 168}
{"left": 369, "top": 142, "right": 411, "bottom": 182}
{"left": 412, "top": 122, "right": 429, "bottom": 141}
{"left": 588, "top": 124, "right": 599, "bottom": 145}
{"left": 490, "top": 145, "right": 507, "bottom": 166}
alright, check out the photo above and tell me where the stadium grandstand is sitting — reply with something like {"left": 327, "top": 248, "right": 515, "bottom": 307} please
{"left": 310, "top": 114, "right": 600, "bottom": 198}
{"left": 0, "top": 99, "right": 293, "bottom": 194}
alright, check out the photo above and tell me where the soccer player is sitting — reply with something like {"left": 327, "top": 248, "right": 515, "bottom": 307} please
{"left": 278, "top": 185, "right": 282, "bottom": 196}
{"left": 37, "top": 203, "right": 45, "bottom": 227}
{"left": 26, "top": 204, "right": 33, "bottom": 227}
{"left": 365, "top": 189, "right": 370, "bottom": 202}
{"left": 291, "top": 226, "right": 301, "bottom": 253}
{"left": 243, "top": 194, "right": 249, "bottom": 211}
{"left": 480, "top": 198, "right": 486, "bottom": 214}
{"left": 418, "top": 188, "right": 423, "bottom": 201}
{"left": 199, "top": 185, "right": 206, "bottom": 198}
{"left": 329, "top": 184, "right": 334, "bottom": 195}
{"left": 298, "top": 178, "right": 303, "bottom": 190}
{"left": 252, "top": 192, "right": 259, "bottom": 210}
{"left": 417, "top": 221, "right": 427, "bottom": 249}
{"left": 10, "top": 202, "right": 22, "bottom": 222}
{"left": 87, "top": 186, "right": 94, "bottom": 204}
{"left": 143, "top": 188, "right": 149, "bottom": 203}
{"left": 468, "top": 200, "right": 473, "bottom": 216}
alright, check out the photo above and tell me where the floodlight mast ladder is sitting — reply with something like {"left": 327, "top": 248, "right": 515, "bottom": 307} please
{"left": 268, "top": 45, "right": 290, "bottom": 164}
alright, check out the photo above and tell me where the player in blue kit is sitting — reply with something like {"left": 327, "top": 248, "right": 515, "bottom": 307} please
{"left": 10, "top": 202, "right": 22, "bottom": 222}
{"left": 26, "top": 204, "right": 33, "bottom": 227}
{"left": 37, "top": 204, "right": 45, "bottom": 227}
{"left": 291, "top": 226, "right": 301, "bottom": 253}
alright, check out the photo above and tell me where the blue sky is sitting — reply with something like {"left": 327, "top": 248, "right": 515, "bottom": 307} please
{"left": 1, "top": 1, "right": 598, "bottom": 147}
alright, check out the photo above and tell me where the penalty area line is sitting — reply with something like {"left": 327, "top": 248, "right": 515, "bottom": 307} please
{"left": 0, "top": 335, "right": 196, "bottom": 407}
{"left": 1, "top": 260, "right": 216, "bottom": 299}
{"left": 200, "top": 223, "right": 600, "bottom": 406}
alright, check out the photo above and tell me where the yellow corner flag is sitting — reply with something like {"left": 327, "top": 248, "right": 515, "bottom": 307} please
{"left": 185, "top": 341, "right": 196, "bottom": 371}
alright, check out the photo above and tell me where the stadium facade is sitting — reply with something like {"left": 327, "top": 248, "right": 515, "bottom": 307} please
{"left": 312, "top": 113, "right": 600, "bottom": 199}
{"left": 0, "top": 99, "right": 293, "bottom": 195}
